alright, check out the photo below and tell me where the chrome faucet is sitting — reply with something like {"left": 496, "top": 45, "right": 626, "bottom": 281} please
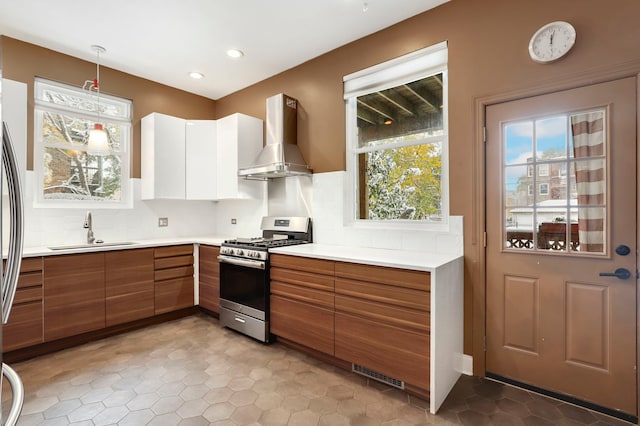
{"left": 83, "top": 211, "right": 95, "bottom": 244}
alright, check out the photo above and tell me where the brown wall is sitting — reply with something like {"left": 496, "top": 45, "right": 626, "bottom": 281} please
{"left": 3, "top": 0, "right": 640, "bottom": 362}
{"left": 1, "top": 36, "right": 216, "bottom": 177}
{"left": 215, "top": 0, "right": 640, "bottom": 358}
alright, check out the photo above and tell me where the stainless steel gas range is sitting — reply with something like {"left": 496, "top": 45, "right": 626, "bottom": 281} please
{"left": 218, "top": 216, "right": 312, "bottom": 342}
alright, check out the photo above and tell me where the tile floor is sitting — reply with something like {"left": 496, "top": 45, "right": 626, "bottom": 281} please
{"left": 1, "top": 314, "right": 634, "bottom": 425}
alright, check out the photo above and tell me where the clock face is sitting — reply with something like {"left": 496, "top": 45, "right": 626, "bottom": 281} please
{"left": 529, "top": 21, "right": 576, "bottom": 63}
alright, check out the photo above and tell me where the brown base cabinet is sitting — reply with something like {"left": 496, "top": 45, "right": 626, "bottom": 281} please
{"left": 154, "top": 245, "right": 194, "bottom": 314}
{"left": 334, "top": 261, "right": 431, "bottom": 390}
{"left": 4, "top": 257, "right": 44, "bottom": 351}
{"left": 44, "top": 253, "right": 106, "bottom": 341}
{"left": 198, "top": 245, "right": 220, "bottom": 313}
{"left": 106, "top": 248, "right": 155, "bottom": 326}
{"left": 4, "top": 245, "right": 197, "bottom": 358}
{"left": 269, "top": 254, "right": 432, "bottom": 393}
{"left": 269, "top": 254, "right": 335, "bottom": 355}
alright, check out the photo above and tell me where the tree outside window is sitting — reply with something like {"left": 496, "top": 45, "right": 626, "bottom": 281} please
{"left": 344, "top": 42, "right": 448, "bottom": 225}
{"left": 34, "top": 79, "right": 131, "bottom": 207}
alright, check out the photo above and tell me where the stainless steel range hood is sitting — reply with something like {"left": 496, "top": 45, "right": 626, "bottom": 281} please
{"left": 238, "top": 93, "right": 312, "bottom": 179}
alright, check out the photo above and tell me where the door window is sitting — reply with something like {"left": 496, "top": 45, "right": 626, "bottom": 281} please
{"left": 504, "top": 110, "right": 606, "bottom": 254}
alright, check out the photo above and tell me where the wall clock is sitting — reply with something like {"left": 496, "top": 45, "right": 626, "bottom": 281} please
{"left": 528, "top": 21, "right": 576, "bottom": 64}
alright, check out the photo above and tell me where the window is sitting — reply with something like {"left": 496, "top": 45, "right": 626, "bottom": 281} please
{"left": 503, "top": 110, "right": 606, "bottom": 253}
{"left": 539, "top": 183, "right": 549, "bottom": 195}
{"left": 538, "top": 163, "right": 549, "bottom": 177}
{"left": 34, "top": 78, "right": 132, "bottom": 207}
{"left": 344, "top": 42, "right": 448, "bottom": 226}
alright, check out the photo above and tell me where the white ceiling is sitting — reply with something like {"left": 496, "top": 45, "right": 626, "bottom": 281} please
{"left": 0, "top": 0, "right": 448, "bottom": 100}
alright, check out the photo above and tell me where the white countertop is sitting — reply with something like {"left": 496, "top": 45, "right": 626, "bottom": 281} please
{"left": 19, "top": 236, "right": 229, "bottom": 258}
{"left": 269, "top": 243, "right": 462, "bottom": 272}
{"left": 19, "top": 239, "right": 462, "bottom": 272}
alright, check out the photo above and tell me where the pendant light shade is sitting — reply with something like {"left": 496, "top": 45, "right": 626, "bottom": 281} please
{"left": 88, "top": 123, "right": 109, "bottom": 152}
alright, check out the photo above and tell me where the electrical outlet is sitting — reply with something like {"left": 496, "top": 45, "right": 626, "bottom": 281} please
{"left": 158, "top": 217, "right": 169, "bottom": 227}
{"left": 231, "top": 218, "right": 237, "bottom": 225}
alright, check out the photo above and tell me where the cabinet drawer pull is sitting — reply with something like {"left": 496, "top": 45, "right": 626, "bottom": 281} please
{"left": 234, "top": 317, "right": 246, "bottom": 324}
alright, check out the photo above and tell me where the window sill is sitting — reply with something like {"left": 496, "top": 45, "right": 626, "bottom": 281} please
{"left": 345, "top": 217, "right": 450, "bottom": 233}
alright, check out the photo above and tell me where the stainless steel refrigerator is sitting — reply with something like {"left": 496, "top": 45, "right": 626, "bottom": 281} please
{"left": 1, "top": 121, "right": 25, "bottom": 425}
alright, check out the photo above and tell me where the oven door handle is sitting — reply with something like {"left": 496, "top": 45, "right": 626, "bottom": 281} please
{"left": 218, "top": 255, "right": 266, "bottom": 270}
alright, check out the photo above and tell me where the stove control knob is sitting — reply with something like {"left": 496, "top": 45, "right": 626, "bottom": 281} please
{"left": 237, "top": 250, "right": 244, "bottom": 256}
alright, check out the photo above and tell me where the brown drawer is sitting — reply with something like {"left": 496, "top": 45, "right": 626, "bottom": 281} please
{"left": 271, "top": 254, "right": 335, "bottom": 275}
{"left": 271, "top": 295, "right": 334, "bottom": 355}
{"left": 13, "top": 286, "right": 42, "bottom": 304}
{"left": 271, "top": 281, "right": 334, "bottom": 310}
{"left": 155, "top": 254, "right": 194, "bottom": 270}
{"left": 335, "top": 261, "right": 430, "bottom": 291}
{"left": 335, "top": 277, "right": 430, "bottom": 311}
{"left": 155, "top": 265, "right": 194, "bottom": 281}
{"left": 155, "top": 276, "right": 194, "bottom": 314}
{"left": 270, "top": 267, "right": 334, "bottom": 292}
{"left": 4, "top": 301, "right": 43, "bottom": 351}
{"left": 335, "top": 294, "right": 428, "bottom": 332}
{"left": 20, "top": 257, "right": 43, "bottom": 273}
{"left": 17, "top": 270, "right": 43, "bottom": 289}
{"left": 4, "top": 258, "right": 43, "bottom": 289}
{"left": 335, "top": 312, "right": 429, "bottom": 390}
{"left": 155, "top": 245, "right": 193, "bottom": 258}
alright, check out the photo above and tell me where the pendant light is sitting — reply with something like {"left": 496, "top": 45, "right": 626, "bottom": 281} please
{"left": 86, "top": 45, "right": 109, "bottom": 153}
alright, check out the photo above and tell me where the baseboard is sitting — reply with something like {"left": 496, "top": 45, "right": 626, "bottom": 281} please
{"left": 460, "top": 354, "right": 473, "bottom": 375}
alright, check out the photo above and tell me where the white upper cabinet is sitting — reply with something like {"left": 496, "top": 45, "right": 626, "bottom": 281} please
{"left": 215, "top": 113, "right": 264, "bottom": 200}
{"left": 141, "top": 113, "right": 186, "bottom": 200}
{"left": 185, "top": 120, "right": 216, "bottom": 200}
{"left": 141, "top": 112, "right": 264, "bottom": 200}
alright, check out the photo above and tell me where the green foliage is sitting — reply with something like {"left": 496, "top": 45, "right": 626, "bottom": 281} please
{"left": 365, "top": 143, "right": 442, "bottom": 220}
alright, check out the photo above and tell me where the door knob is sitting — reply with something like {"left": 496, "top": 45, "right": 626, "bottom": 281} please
{"left": 599, "top": 268, "right": 631, "bottom": 280}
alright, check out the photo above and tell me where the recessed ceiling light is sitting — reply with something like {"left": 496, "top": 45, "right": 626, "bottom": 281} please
{"left": 189, "top": 72, "right": 204, "bottom": 79}
{"left": 226, "top": 49, "right": 244, "bottom": 59}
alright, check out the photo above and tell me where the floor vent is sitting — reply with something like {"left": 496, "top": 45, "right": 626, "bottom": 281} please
{"left": 352, "top": 364, "right": 404, "bottom": 390}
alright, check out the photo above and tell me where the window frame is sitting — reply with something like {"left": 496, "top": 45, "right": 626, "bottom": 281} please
{"left": 343, "top": 41, "right": 449, "bottom": 230}
{"left": 33, "top": 78, "right": 132, "bottom": 209}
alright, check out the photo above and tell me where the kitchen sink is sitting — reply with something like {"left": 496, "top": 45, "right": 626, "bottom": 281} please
{"left": 48, "top": 242, "right": 136, "bottom": 251}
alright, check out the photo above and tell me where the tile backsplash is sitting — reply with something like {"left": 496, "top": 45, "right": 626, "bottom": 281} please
{"left": 7, "top": 172, "right": 221, "bottom": 249}
{"left": 10, "top": 170, "right": 462, "bottom": 256}
{"left": 311, "top": 171, "right": 463, "bottom": 255}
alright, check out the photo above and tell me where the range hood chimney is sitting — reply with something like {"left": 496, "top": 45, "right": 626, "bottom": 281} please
{"left": 238, "top": 93, "right": 312, "bottom": 179}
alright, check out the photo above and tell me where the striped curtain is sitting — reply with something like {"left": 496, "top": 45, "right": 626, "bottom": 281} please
{"left": 571, "top": 111, "right": 605, "bottom": 253}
